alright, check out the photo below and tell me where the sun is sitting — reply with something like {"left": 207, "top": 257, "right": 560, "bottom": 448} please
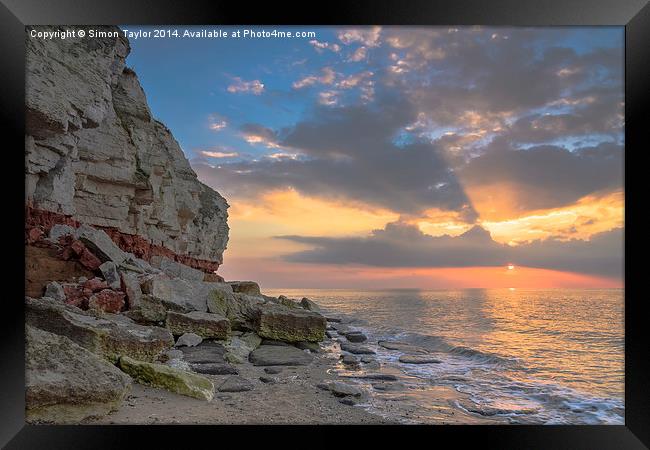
{"left": 507, "top": 264, "right": 515, "bottom": 271}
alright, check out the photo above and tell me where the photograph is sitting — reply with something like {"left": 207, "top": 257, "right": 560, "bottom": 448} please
{"left": 22, "top": 23, "right": 628, "bottom": 427}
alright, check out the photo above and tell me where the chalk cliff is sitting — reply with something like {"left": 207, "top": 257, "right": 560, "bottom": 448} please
{"left": 25, "top": 26, "right": 229, "bottom": 270}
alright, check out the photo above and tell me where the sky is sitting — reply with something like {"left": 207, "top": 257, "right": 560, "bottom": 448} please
{"left": 126, "top": 26, "right": 624, "bottom": 289}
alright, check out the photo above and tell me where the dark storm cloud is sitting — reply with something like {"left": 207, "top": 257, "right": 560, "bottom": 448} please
{"left": 277, "top": 222, "right": 623, "bottom": 277}
{"left": 195, "top": 95, "right": 478, "bottom": 218}
{"left": 460, "top": 142, "right": 623, "bottom": 210}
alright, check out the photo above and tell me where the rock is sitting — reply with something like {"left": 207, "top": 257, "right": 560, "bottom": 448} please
{"left": 75, "top": 225, "right": 126, "bottom": 265}
{"left": 48, "top": 224, "right": 74, "bottom": 243}
{"left": 340, "top": 342, "right": 376, "bottom": 355}
{"left": 295, "top": 341, "right": 320, "bottom": 352}
{"left": 151, "top": 256, "right": 205, "bottom": 282}
{"left": 120, "top": 271, "right": 142, "bottom": 309}
{"left": 88, "top": 289, "right": 125, "bottom": 314}
{"left": 61, "top": 284, "right": 90, "bottom": 309}
{"left": 147, "top": 277, "right": 233, "bottom": 313}
{"left": 165, "top": 357, "right": 193, "bottom": 372}
{"left": 26, "top": 29, "right": 229, "bottom": 266}
{"left": 175, "top": 332, "right": 203, "bottom": 348}
{"left": 125, "top": 294, "right": 167, "bottom": 324}
{"left": 263, "top": 367, "right": 283, "bottom": 374}
{"left": 249, "top": 345, "right": 314, "bottom": 366}
{"left": 207, "top": 291, "right": 263, "bottom": 330}
{"left": 328, "top": 382, "right": 363, "bottom": 397}
{"left": 326, "top": 316, "right": 342, "bottom": 323}
{"left": 339, "top": 398, "right": 357, "bottom": 406}
{"left": 253, "top": 303, "right": 326, "bottom": 343}
{"left": 217, "top": 375, "right": 254, "bottom": 392}
{"left": 83, "top": 277, "right": 109, "bottom": 292}
{"left": 118, "top": 356, "right": 214, "bottom": 401}
{"left": 25, "top": 246, "right": 94, "bottom": 298}
{"left": 26, "top": 296, "right": 174, "bottom": 363}
{"left": 179, "top": 341, "right": 227, "bottom": 364}
{"left": 190, "top": 363, "right": 238, "bottom": 375}
{"left": 166, "top": 311, "right": 230, "bottom": 339}
{"left": 204, "top": 272, "right": 225, "bottom": 282}
{"left": 261, "top": 339, "right": 291, "bottom": 346}
{"left": 341, "top": 354, "right": 360, "bottom": 366}
{"left": 25, "top": 326, "right": 132, "bottom": 424}
{"left": 378, "top": 340, "right": 429, "bottom": 354}
{"left": 398, "top": 355, "right": 442, "bottom": 364}
{"left": 353, "top": 374, "right": 398, "bottom": 381}
{"left": 259, "top": 376, "right": 278, "bottom": 384}
{"left": 227, "top": 281, "right": 261, "bottom": 296}
{"left": 360, "top": 356, "right": 380, "bottom": 369}
{"left": 345, "top": 332, "right": 368, "bottom": 343}
{"left": 44, "top": 282, "right": 65, "bottom": 302}
{"left": 299, "top": 297, "right": 320, "bottom": 312}
{"left": 277, "top": 295, "right": 300, "bottom": 309}
{"left": 325, "top": 331, "right": 336, "bottom": 339}
{"left": 99, "top": 261, "right": 121, "bottom": 289}
{"left": 161, "top": 349, "right": 184, "bottom": 361}
{"left": 223, "top": 332, "right": 262, "bottom": 364}
{"left": 372, "top": 382, "right": 406, "bottom": 392}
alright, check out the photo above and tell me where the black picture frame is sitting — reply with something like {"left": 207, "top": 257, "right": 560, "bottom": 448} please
{"left": 2, "top": 0, "right": 647, "bottom": 447}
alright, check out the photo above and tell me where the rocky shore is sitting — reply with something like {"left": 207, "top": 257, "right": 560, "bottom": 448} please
{"left": 23, "top": 26, "right": 494, "bottom": 425}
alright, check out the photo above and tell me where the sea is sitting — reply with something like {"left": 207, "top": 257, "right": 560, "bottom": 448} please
{"left": 266, "top": 288, "right": 624, "bottom": 424}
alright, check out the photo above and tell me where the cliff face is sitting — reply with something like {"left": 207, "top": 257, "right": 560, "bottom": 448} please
{"left": 25, "top": 26, "right": 229, "bottom": 269}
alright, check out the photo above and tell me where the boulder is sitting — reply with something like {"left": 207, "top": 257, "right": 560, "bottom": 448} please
{"left": 118, "top": 355, "right": 214, "bottom": 401}
{"left": 44, "top": 281, "right": 65, "bottom": 302}
{"left": 227, "top": 281, "right": 261, "bottom": 296}
{"left": 120, "top": 271, "right": 142, "bottom": 309}
{"left": 299, "top": 297, "right": 321, "bottom": 312}
{"left": 146, "top": 277, "right": 233, "bottom": 313}
{"left": 75, "top": 225, "right": 126, "bottom": 265}
{"left": 25, "top": 326, "right": 132, "bottom": 424}
{"left": 179, "top": 341, "right": 227, "bottom": 364}
{"left": 207, "top": 291, "right": 263, "bottom": 330}
{"left": 88, "top": 289, "right": 125, "bottom": 314}
{"left": 175, "top": 332, "right": 203, "bottom": 348}
{"left": 124, "top": 294, "right": 167, "bottom": 324}
{"left": 327, "top": 382, "right": 363, "bottom": 397}
{"left": 341, "top": 354, "right": 360, "bottom": 367}
{"left": 204, "top": 272, "right": 225, "bottom": 282}
{"left": 166, "top": 311, "right": 231, "bottom": 339}
{"left": 340, "top": 342, "right": 376, "bottom": 355}
{"left": 249, "top": 345, "right": 314, "bottom": 366}
{"left": 83, "top": 277, "right": 109, "bottom": 292}
{"left": 223, "top": 332, "right": 262, "bottom": 364}
{"left": 345, "top": 332, "right": 368, "bottom": 343}
{"left": 259, "top": 376, "right": 278, "bottom": 384}
{"left": 151, "top": 256, "right": 205, "bottom": 282}
{"left": 217, "top": 375, "right": 254, "bottom": 392}
{"left": 26, "top": 296, "right": 174, "bottom": 363}
{"left": 398, "top": 355, "right": 442, "bottom": 364}
{"left": 190, "top": 363, "right": 238, "bottom": 375}
{"left": 99, "top": 261, "right": 121, "bottom": 289}
{"left": 253, "top": 303, "right": 326, "bottom": 343}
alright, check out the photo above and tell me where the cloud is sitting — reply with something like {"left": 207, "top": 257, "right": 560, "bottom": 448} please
{"left": 199, "top": 150, "right": 239, "bottom": 158}
{"left": 292, "top": 67, "right": 336, "bottom": 89}
{"left": 348, "top": 46, "right": 368, "bottom": 62}
{"left": 208, "top": 114, "right": 227, "bottom": 131}
{"left": 239, "top": 123, "right": 281, "bottom": 148}
{"left": 276, "top": 221, "right": 622, "bottom": 277}
{"left": 338, "top": 26, "right": 382, "bottom": 47}
{"left": 227, "top": 77, "right": 265, "bottom": 95}
{"left": 309, "top": 39, "right": 341, "bottom": 53}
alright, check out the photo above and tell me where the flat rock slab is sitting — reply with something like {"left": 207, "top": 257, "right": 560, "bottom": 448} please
{"left": 25, "top": 326, "right": 132, "bottom": 424}
{"left": 180, "top": 341, "right": 227, "bottom": 364}
{"left": 166, "top": 311, "right": 230, "bottom": 339}
{"left": 191, "top": 363, "right": 238, "bottom": 375}
{"left": 398, "top": 355, "right": 442, "bottom": 364}
{"left": 119, "top": 355, "right": 214, "bottom": 401}
{"left": 75, "top": 225, "right": 126, "bottom": 265}
{"left": 249, "top": 345, "right": 314, "bottom": 366}
{"left": 217, "top": 375, "right": 254, "bottom": 392}
{"left": 26, "top": 296, "right": 173, "bottom": 363}
{"left": 254, "top": 303, "right": 326, "bottom": 343}
{"left": 345, "top": 332, "right": 368, "bottom": 343}
{"left": 378, "top": 340, "right": 430, "bottom": 354}
{"left": 328, "top": 382, "right": 363, "bottom": 397}
{"left": 352, "top": 373, "right": 399, "bottom": 382}
{"left": 227, "top": 281, "right": 261, "bottom": 296}
{"left": 147, "top": 277, "right": 234, "bottom": 313}
{"left": 340, "top": 342, "right": 376, "bottom": 355}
